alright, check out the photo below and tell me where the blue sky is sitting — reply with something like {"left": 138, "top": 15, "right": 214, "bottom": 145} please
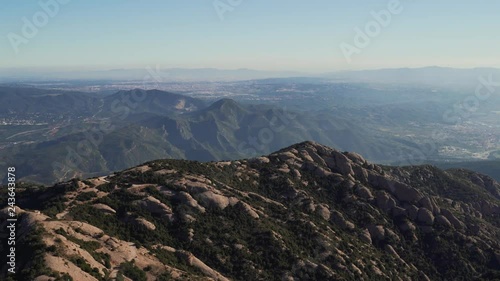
{"left": 1, "top": 0, "right": 499, "bottom": 72}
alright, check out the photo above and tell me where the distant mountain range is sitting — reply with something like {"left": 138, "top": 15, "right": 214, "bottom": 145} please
{"left": 327, "top": 66, "right": 500, "bottom": 88}
{"left": 0, "top": 67, "right": 306, "bottom": 82}
{"left": 1, "top": 85, "right": 498, "bottom": 185}
{"left": 1, "top": 88, "right": 417, "bottom": 184}
{"left": 2, "top": 66, "right": 499, "bottom": 86}
{"left": 433, "top": 160, "right": 500, "bottom": 182}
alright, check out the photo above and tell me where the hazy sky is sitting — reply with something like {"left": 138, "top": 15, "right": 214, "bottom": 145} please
{"left": 1, "top": 0, "right": 499, "bottom": 72}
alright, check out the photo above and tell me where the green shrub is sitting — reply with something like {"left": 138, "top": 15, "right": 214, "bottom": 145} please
{"left": 119, "top": 261, "right": 147, "bottom": 281}
{"left": 75, "top": 191, "right": 98, "bottom": 201}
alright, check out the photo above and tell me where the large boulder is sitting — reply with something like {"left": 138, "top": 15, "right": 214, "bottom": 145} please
{"left": 135, "top": 196, "right": 173, "bottom": 221}
{"left": 367, "top": 224, "right": 385, "bottom": 241}
{"left": 235, "top": 201, "right": 260, "bottom": 219}
{"left": 416, "top": 208, "right": 434, "bottom": 225}
{"left": 392, "top": 182, "right": 423, "bottom": 203}
{"left": 441, "top": 209, "right": 465, "bottom": 229}
{"left": 324, "top": 152, "right": 354, "bottom": 176}
{"left": 175, "top": 191, "right": 206, "bottom": 213}
{"left": 376, "top": 191, "right": 397, "bottom": 211}
{"left": 435, "top": 215, "right": 452, "bottom": 228}
{"left": 176, "top": 250, "right": 231, "bottom": 281}
{"left": 352, "top": 165, "right": 369, "bottom": 182}
{"left": 134, "top": 217, "right": 156, "bottom": 231}
{"left": 360, "top": 228, "right": 372, "bottom": 244}
{"left": 92, "top": 203, "right": 116, "bottom": 215}
{"left": 303, "top": 147, "right": 328, "bottom": 167}
{"left": 331, "top": 210, "right": 355, "bottom": 230}
{"left": 194, "top": 191, "right": 233, "bottom": 210}
{"left": 345, "top": 152, "right": 367, "bottom": 165}
{"left": 406, "top": 205, "right": 419, "bottom": 221}
{"left": 391, "top": 206, "right": 407, "bottom": 218}
{"left": 355, "top": 184, "right": 374, "bottom": 199}
{"left": 315, "top": 204, "right": 331, "bottom": 220}
{"left": 419, "top": 197, "right": 440, "bottom": 215}
{"left": 399, "top": 220, "right": 416, "bottom": 233}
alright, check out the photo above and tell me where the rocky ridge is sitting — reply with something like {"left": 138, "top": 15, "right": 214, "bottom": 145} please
{"left": 1, "top": 141, "right": 500, "bottom": 280}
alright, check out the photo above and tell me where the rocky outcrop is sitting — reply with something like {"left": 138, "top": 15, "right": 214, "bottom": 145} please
{"left": 234, "top": 201, "right": 260, "bottom": 219}
{"left": 435, "top": 215, "right": 452, "bottom": 228}
{"left": 376, "top": 191, "right": 396, "bottom": 211}
{"left": 194, "top": 191, "right": 237, "bottom": 210}
{"left": 391, "top": 182, "right": 424, "bottom": 203}
{"left": 134, "top": 196, "right": 174, "bottom": 221}
{"left": 8, "top": 141, "right": 500, "bottom": 281}
{"left": 175, "top": 191, "right": 206, "bottom": 213}
{"left": 419, "top": 197, "right": 440, "bottom": 215}
{"left": 440, "top": 209, "right": 465, "bottom": 229}
{"left": 176, "top": 250, "right": 231, "bottom": 281}
{"left": 399, "top": 220, "right": 417, "bottom": 233}
{"left": 331, "top": 210, "right": 355, "bottom": 230}
{"left": 406, "top": 205, "right": 419, "bottom": 221}
{"left": 360, "top": 228, "right": 372, "bottom": 244}
{"left": 367, "top": 224, "right": 385, "bottom": 241}
{"left": 324, "top": 152, "right": 354, "bottom": 176}
{"left": 315, "top": 204, "right": 331, "bottom": 220}
{"left": 134, "top": 217, "right": 156, "bottom": 231}
{"left": 416, "top": 208, "right": 435, "bottom": 225}
{"left": 354, "top": 184, "right": 374, "bottom": 199}
{"left": 92, "top": 203, "right": 116, "bottom": 215}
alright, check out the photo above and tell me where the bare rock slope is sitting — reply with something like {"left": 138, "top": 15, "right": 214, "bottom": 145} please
{"left": 2, "top": 141, "right": 500, "bottom": 280}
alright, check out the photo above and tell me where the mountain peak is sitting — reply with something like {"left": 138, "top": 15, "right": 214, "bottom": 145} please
{"left": 208, "top": 98, "right": 240, "bottom": 109}
{"left": 274, "top": 140, "right": 339, "bottom": 156}
{"left": 204, "top": 98, "right": 246, "bottom": 115}
{"left": 103, "top": 89, "right": 206, "bottom": 115}
{"left": 4, "top": 141, "right": 500, "bottom": 280}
